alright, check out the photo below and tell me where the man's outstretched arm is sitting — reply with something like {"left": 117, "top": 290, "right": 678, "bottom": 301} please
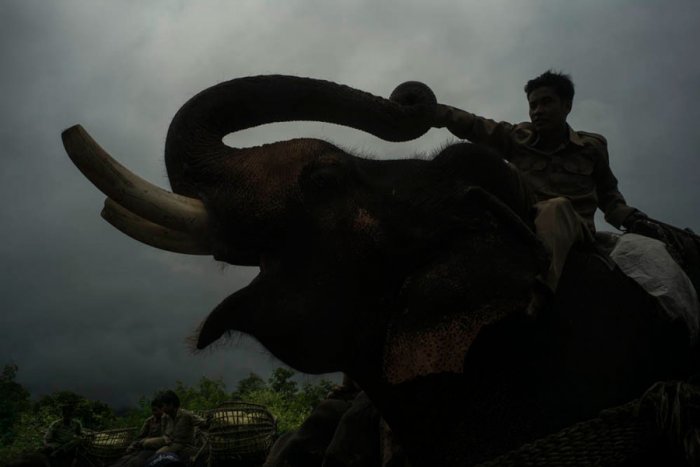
{"left": 433, "top": 104, "right": 516, "bottom": 157}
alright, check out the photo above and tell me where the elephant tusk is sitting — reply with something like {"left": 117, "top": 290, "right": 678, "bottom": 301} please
{"left": 101, "top": 198, "right": 212, "bottom": 255}
{"left": 62, "top": 124, "right": 210, "bottom": 234}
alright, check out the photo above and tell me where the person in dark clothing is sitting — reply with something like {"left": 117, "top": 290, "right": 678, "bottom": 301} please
{"left": 43, "top": 403, "right": 85, "bottom": 466}
{"left": 434, "top": 70, "right": 646, "bottom": 314}
{"left": 112, "top": 396, "right": 171, "bottom": 467}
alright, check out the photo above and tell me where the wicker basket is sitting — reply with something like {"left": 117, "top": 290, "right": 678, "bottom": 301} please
{"left": 84, "top": 426, "right": 138, "bottom": 461}
{"left": 205, "top": 401, "right": 277, "bottom": 462}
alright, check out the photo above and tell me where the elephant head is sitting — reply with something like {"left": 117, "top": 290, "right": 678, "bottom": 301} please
{"left": 63, "top": 75, "right": 539, "bottom": 379}
{"left": 64, "top": 75, "right": 550, "bottom": 464}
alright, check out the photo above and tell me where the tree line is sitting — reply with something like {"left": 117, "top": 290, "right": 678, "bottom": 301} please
{"left": 0, "top": 363, "right": 334, "bottom": 463}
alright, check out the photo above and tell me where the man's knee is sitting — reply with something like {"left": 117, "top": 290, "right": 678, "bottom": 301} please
{"left": 536, "top": 197, "right": 574, "bottom": 215}
{"left": 534, "top": 197, "right": 583, "bottom": 231}
{"left": 535, "top": 197, "right": 592, "bottom": 248}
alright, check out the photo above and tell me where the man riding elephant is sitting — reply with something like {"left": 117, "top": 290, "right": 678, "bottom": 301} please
{"left": 434, "top": 70, "right": 647, "bottom": 315}
{"left": 62, "top": 73, "right": 700, "bottom": 465}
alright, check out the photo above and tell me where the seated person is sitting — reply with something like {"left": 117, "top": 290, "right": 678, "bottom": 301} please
{"left": 155, "top": 390, "right": 209, "bottom": 464}
{"left": 433, "top": 70, "right": 646, "bottom": 315}
{"left": 43, "top": 402, "right": 84, "bottom": 466}
{"left": 112, "top": 395, "right": 172, "bottom": 467}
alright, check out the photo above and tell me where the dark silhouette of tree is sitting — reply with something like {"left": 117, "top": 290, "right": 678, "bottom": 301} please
{"left": 0, "top": 364, "right": 31, "bottom": 447}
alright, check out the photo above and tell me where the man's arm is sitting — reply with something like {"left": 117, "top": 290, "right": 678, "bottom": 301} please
{"left": 127, "top": 418, "right": 152, "bottom": 451}
{"left": 157, "top": 411, "right": 200, "bottom": 454}
{"left": 43, "top": 421, "right": 59, "bottom": 448}
{"left": 160, "top": 413, "right": 174, "bottom": 443}
{"left": 141, "top": 436, "right": 169, "bottom": 450}
{"left": 135, "top": 419, "right": 149, "bottom": 440}
{"left": 433, "top": 104, "right": 516, "bottom": 156}
{"left": 191, "top": 411, "right": 207, "bottom": 428}
{"left": 592, "top": 138, "right": 640, "bottom": 228}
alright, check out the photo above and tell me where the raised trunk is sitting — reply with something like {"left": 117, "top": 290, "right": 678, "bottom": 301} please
{"left": 164, "top": 75, "right": 436, "bottom": 197}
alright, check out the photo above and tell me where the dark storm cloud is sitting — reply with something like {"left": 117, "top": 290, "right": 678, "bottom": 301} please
{"left": 1, "top": 0, "right": 699, "bottom": 407}
{"left": 0, "top": 0, "right": 282, "bottom": 405}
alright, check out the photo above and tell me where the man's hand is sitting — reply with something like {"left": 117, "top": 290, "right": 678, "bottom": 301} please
{"left": 432, "top": 104, "right": 456, "bottom": 129}
{"left": 623, "top": 211, "right": 671, "bottom": 241}
{"left": 432, "top": 104, "right": 474, "bottom": 139}
{"left": 622, "top": 210, "right": 649, "bottom": 231}
{"left": 127, "top": 439, "right": 143, "bottom": 452}
{"left": 50, "top": 440, "right": 78, "bottom": 457}
{"left": 204, "top": 413, "right": 214, "bottom": 429}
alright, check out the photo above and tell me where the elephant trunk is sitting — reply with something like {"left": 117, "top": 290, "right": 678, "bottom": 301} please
{"left": 164, "top": 75, "right": 437, "bottom": 197}
{"left": 63, "top": 76, "right": 437, "bottom": 262}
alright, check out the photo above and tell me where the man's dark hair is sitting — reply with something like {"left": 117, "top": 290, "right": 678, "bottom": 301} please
{"left": 151, "top": 394, "right": 164, "bottom": 408}
{"left": 524, "top": 70, "right": 575, "bottom": 104}
{"left": 158, "top": 390, "right": 180, "bottom": 408}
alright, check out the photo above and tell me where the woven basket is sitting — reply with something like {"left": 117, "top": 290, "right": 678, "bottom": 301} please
{"left": 206, "top": 401, "right": 277, "bottom": 461}
{"left": 84, "top": 426, "right": 138, "bottom": 461}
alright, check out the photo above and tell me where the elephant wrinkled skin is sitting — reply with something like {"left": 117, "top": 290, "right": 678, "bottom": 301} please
{"left": 63, "top": 75, "right": 697, "bottom": 466}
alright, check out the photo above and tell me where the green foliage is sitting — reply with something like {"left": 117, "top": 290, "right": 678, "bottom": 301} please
{"left": 236, "top": 368, "right": 335, "bottom": 434}
{"left": 242, "top": 387, "right": 307, "bottom": 434}
{"left": 0, "top": 384, "right": 119, "bottom": 464}
{"left": 0, "top": 363, "right": 335, "bottom": 463}
{"left": 173, "top": 376, "right": 230, "bottom": 411}
{"left": 111, "top": 396, "right": 154, "bottom": 429}
{"left": 1, "top": 403, "right": 56, "bottom": 463}
{"left": 35, "top": 390, "right": 117, "bottom": 431}
{"left": 298, "top": 380, "right": 335, "bottom": 410}
{"left": 235, "top": 372, "right": 266, "bottom": 396}
{"left": 0, "top": 364, "right": 31, "bottom": 447}
{"left": 268, "top": 367, "right": 298, "bottom": 398}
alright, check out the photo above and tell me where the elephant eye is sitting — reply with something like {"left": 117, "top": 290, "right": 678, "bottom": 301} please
{"left": 300, "top": 161, "right": 347, "bottom": 197}
{"left": 310, "top": 167, "right": 343, "bottom": 188}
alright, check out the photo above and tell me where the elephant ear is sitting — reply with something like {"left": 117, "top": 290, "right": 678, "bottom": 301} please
{"left": 382, "top": 189, "right": 543, "bottom": 385}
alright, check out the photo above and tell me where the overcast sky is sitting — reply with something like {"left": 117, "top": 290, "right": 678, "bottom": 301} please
{"left": 1, "top": 0, "right": 698, "bottom": 408}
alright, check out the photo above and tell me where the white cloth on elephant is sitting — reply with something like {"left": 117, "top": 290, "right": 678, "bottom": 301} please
{"left": 610, "top": 233, "right": 699, "bottom": 340}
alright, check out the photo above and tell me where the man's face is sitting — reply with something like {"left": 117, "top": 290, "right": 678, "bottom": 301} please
{"left": 152, "top": 406, "right": 164, "bottom": 420}
{"left": 528, "top": 86, "right": 571, "bottom": 133}
{"left": 162, "top": 403, "right": 177, "bottom": 417}
{"left": 61, "top": 407, "right": 74, "bottom": 421}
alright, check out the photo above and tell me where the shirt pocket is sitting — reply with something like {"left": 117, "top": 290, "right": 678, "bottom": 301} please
{"left": 513, "top": 157, "right": 549, "bottom": 192}
{"left": 563, "top": 158, "right": 594, "bottom": 176}
{"left": 516, "top": 158, "right": 547, "bottom": 172}
{"left": 559, "top": 156, "right": 595, "bottom": 194}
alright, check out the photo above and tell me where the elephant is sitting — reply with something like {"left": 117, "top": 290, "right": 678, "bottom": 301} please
{"left": 322, "top": 391, "right": 382, "bottom": 467}
{"left": 264, "top": 389, "right": 382, "bottom": 467}
{"left": 263, "top": 398, "right": 352, "bottom": 467}
{"left": 62, "top": 75, "right": 698, "bottom": 465}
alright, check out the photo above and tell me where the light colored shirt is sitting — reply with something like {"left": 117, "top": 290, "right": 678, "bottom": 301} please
{"left": 448, "top": 112, "right": 636, "bottom": 231}
{"left": 161, "top": 408, "right": 206, "bottom": 454}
